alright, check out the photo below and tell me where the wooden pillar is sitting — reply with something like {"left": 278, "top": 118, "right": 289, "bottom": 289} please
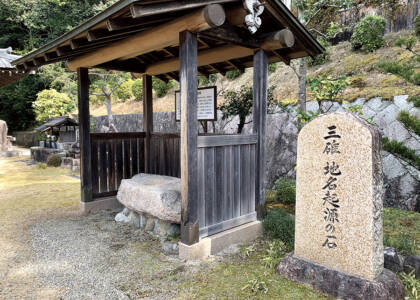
{"left": 180, "top": 30, "right": 199, "bottom": 245}
{"left": 77, "top": 67, "right": 93, "bottom": 203}
{"left": 143, "top": 74, "right": 153, "bottom": 173}
{"left": 253, "top": 49, "right": 268, "bottom": 220}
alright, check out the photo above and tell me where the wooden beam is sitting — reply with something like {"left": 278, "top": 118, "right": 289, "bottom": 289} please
{"left": 33, "top": 57, "right": 45, "bottom": 67}
{"left": 70, "top": 38, "right": 89, "bottom": 50}
{"left": 95, "top": 59, "right": 146, "bottom": 73}
{"left": 67, "top": 5, "right": 226, "bottom": 71}
{"left": 272, "top": 49, "right": 290, "bottom": 65}
{"left": 253, "top": 49, "right": 268, "bottom": 220}
{"left": 199, "top": 24, "right": 260, "bottom": 49}
{"left": 130, "top": 0, "right": 238, "bottom": 18}
{"left": 106, "top": 17, "right": 172, "bottom": 32}
{"left": 167, "top": 72, "right": 180, "bottom": 81}
{"left": 226, "top": 59, "right": 245, "bottom": 73}
{"left": 143, "top": 74, "right": 153, "bottom": 173}
{"left": 260, "top": 29, "right": 295, "bottom": 51}
{"left": 145, "top": 44, "right": 253, "bottom": 75}
{"left": 77, "top": 68, "right": 93, "bottom": 203}
{"left": 56, "top": 46, "right": 71, "bottom": 57}
{"left": 179, "top": 30, "right": 199, "bottom": 246}
{"left": 210, "top": 63, "right": 226, "bottom": 76}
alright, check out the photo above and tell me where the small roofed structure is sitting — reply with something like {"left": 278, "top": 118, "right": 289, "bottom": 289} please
{"left": 13, "top": 0, "right": 323, "bottom": 259}
{"left": 0, "top": 47, "right": 29, "bottom": 87}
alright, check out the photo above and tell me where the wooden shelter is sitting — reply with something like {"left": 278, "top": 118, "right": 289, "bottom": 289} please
{"left": 14, "top": 0, "right": 323, "bottom": 248}
{"left": 0, "top": 48, "right": 28, "bottom": 88}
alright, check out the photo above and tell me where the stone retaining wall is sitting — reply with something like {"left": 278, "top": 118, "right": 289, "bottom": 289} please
{"left": 93, "top": 95, "right": 419, "bottom": 211}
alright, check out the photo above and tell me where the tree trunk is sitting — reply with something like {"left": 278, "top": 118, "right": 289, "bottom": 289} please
{"left": 102, "top": 86, "right": 118, "bottom": 133}
{"left": 297, "top": 58, "right": 307, "bottom": 127}
{"left": 237, "top": 115, "right": 246, "bottom": 134}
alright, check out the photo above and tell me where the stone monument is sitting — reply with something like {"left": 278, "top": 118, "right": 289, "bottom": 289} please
{"left": 277, "top": 113, "right": 404, "bottom": 300}
{"left": 0, "top": 120, "right": 19, "bottom": 157}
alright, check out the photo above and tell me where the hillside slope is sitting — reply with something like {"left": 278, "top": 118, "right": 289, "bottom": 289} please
{"left": 89, "top": 31, "right": 420, "bottom": 117}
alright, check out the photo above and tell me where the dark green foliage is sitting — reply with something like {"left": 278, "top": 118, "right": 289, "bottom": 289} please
{"left": 415, "top": 14, "right": 420, "bottom": 37}
{"left": 408, "top": 95, "right": 420, "bottom": 108}
{"left": 382, "top": 137, "right": 420, "bottom": 169}
{"left": 46, "top": 154, "right": 62, "bottom": 167}
{"left": 198, "top": 74, "right": 217, "bottom": 87}
{"left": 152, "top": 77, "right": 174, "bottom": 98}
{"left": 225, "top": 69, "right": 242, "bottom": 80}
{"left": 308, "top": 38, "right": 331, "bottom": 66}
{"left": 132, "top": 79, "right": 143, "bottom": 101}
{"left": 274, "top": 178, "right": 296, "bottom": 205}
{"left": 351, "top": 15, "right": 387, "bottom": 52}
{"left": 377, "top": 61, "right": 419, "bottom": 85}
{"left": 263, "top": 209, "right": 295, "bottom": 248}
{"left": 219, "top": 85, "right": 276, "bottom": 134}
{"left": 397, "top": 111, "right": 420, "bottom": 136}
{"left": 0, "top": 75, "right": 46, "bottom": 132}
{"left": 268, "top": 63, "right": 278, "bottom": 74}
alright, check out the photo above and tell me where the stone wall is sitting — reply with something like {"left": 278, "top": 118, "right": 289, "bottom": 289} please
{"left": 93, "top": 95, "right": 419, "bottom": 211}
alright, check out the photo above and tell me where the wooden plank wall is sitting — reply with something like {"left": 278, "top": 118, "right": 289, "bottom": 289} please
{"left": 91, "top": 132, "right": 146, "bottom": 199}
{"left": 197, "top": 134, "right": 258, "bottom": 238}
{"left": 149, "top": 133, "right": 181, "bottom": 178}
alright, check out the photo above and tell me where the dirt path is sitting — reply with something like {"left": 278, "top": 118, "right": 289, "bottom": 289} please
{"left": 0, "top": 155, "right": 327, "bottom": 300}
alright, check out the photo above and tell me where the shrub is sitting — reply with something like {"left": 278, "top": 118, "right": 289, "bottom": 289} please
{"left": 263, "top": 209, "right": 295, "bottom": 248}
{"left": 33, "top": 89, "right": 74, "bottom": 123}
{"left": 382, "top": 137, "right": 420, "bottom": 169}
{"left": 377, "top": 61, "right": 415, "bottom": 82}
{"left": 397, "top": 111, "right": 420, "bottom": 136}
{"left": 35, "top": 163, "right": 47, "bottom": 169}
{"left": 225, "top": 69, "right": 242, "bottom": 80}
{"left": 274, "top": 178, "right": 296, "bottom": 205}
{"left": 131, "top": 78, "right": 143, "bottom": 101}
{"left": 199, "top": 74, "right": 217, "bottom": 87}
{"left": 408, "top": 95, "right": 420, "bottom": 108}
{"left": 152, "top": 77, "right": 174, "bottom": 98}
{"left": 351, "top": 15, "right": 387, "bottom": 52}
{"left": 415, "top": 14, "right": 420, "bottom": 37}
{"left": 268, "top": 63, "right": 278, "bottom": 74}
{"left": 46, "top": 154, "right": 62, "bottom": 167}
{"left": 114, "top": 79, "right": 133, "bottom": 102}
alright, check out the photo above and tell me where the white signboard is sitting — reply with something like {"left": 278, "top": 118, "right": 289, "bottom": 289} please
{"left": 175, "top": 86, "right": 217, "bottom": 121}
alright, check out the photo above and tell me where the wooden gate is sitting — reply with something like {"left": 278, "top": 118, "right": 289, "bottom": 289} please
{"left": 197, "top": 134, "right": 257, "bottom": 238}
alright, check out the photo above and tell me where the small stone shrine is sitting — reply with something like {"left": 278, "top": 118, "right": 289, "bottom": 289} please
{"left": 277, "top": 113, "right": 404, "bottom": 300}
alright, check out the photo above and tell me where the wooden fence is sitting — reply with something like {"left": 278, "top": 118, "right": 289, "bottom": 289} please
{"left": 197, "top": 134, "right": 258, "bottom": 238}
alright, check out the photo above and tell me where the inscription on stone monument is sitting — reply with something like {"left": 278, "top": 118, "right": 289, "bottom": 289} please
{"left": 295, "top": 112, "right": 383, "bottom": 280}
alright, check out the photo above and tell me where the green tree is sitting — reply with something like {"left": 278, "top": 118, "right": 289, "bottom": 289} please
{"left": 132, "top": 78, "right": 143, "bottom": 101}
{"left": 33, "top": 89, "right": 74, "bottom": 123}
{"left": 219, "top": 85, "right": 277, "bottom": 134}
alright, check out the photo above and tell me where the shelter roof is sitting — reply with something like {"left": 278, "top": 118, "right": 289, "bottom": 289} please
{"left": 35, "top": 116, "right": 79, "bottom": 132}
{"left": 0, "top": 48, "right": 28, "bottom": 87}
{"left": 13, "top": 0, "right": 323, "bottom": 80}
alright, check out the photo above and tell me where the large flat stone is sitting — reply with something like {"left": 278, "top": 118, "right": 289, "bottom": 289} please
{"left": 117, "top": 173, "right": 181, "bottom": 223}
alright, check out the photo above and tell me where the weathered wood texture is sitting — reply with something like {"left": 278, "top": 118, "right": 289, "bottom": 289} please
{"left": 149, "top": 133, "right": 181, "bottom": 178}
{"left": 253, "top": 49, "right": 268, "bottom": 220}
{"left": 197, "top": 135, "right": 257, "bottom": 238}
{"left": 180, "top": 30, "right": 199, "bottom": 245}
{"left": 77, "top": 68, "right": 92, "bottom": 202}
{"left": 143, "top": 74, "right": 153, "bottom": 173}
{"left": 91, "top": 132, "right": 146, "bottom": 199}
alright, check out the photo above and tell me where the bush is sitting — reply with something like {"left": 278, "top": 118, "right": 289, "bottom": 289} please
{"left": 268, "top": 63, "right": 278, "bottom": 74}
{"left": 33, "top": 89, "right": 74, "bottom": 123}
{"left": 152, "top": 77, "right": 174, "bottom": 98}
{"left": 377, "top": 61, "right": 415, "bottom": 83}
{"left": 114, "top": 79, "right": 133, "bottom": 102}
{"left": 131, "top": 78, "right": 143, "bottom": 101}
{"left": 351, "top": 15, "right": 387, "bottom": 52}
{"left": 397, "top": 111, "right": 420, "bottom": 136}
{"left": 46, "top": 154, "right": 62, "bottom": 167}
{"left": 35, "top": 163, "right": 47, "bottom": 169}
{"left": 382, "top": 137, "right": 420, "bottom": 169}
{"left": 225, "top": 69, "right": 242, "bottom": 80}
{"left": 274, "top": 178, "right": 296, "bottom": 205}
{"left": 415, "top": 14, "right": 420, "bottom": 37}
{"left": 263, "top": 209, "right": 295, "bottom": 248}
{"left": 408, "top": 95, "right": 420, "bottom": 108}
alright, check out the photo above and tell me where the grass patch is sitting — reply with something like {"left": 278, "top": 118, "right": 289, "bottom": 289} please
{"left": 397, "top": 110, "right": 420, "bottom": 136}
{"left": 383, "top": 207, "right": 420, "bottom": 256}
{"left": 175, "top": 239, "right": 330, "bottom": 299}
{"left": 382, "top": 137, "right": 420, "bottom": 169}
{"left": 409, "top": 95, "right": 420, "bottom": 108}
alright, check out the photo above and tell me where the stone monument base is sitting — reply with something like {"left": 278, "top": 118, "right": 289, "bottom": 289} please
{"left": 277, "top": 254, "right": 405, "bottom": 300}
